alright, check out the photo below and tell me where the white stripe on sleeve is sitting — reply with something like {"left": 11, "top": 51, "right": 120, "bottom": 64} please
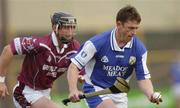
{"left": 72, "top": 41, "right": 97, "bottom": 69}
{"left": 142, "top": 52, "right": 151, "bottom": 79}
{"left": 14, "top": 38, "right": 22, "bottom": 55}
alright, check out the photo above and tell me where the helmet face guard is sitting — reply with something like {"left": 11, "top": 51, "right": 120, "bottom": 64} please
{"left": 51, "top": 12, "right": 77, "bottom": 28}
{"left": 51, "top": 12, "right": 77, "bottom": 44}
{"left": 58, "top": 17, "right": 76, "bottom": 27}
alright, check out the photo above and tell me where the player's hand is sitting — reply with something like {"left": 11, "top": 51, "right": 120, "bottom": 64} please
{"left": 150, "top": 92, "right": 162, "bottom": 105}
{"left": 68, "top": 89, "right": 83, "bottom": 103}
{"left": 0, "top": 83, "right": 9, "bottom": 98}
{"left": 78, "top": 75, "right": 85, "bottom": 83}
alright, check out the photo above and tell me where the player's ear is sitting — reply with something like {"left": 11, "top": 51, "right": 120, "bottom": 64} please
{"left": 116, "top": 21, "right": 122, "bottom": 27}
{"left": 116, "top": 21, "right": 123, "bottom": 28}
{"left": 52, "top": 24, "right": 56, "bottom": 30}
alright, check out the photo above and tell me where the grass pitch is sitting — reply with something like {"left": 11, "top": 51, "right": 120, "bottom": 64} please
{"left": 52, "top": 88, "right": 175, "bottom": 108}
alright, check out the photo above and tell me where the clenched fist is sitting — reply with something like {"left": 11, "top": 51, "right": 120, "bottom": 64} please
{"left": 150, "top": 92, "right": 162, "bottom": 105}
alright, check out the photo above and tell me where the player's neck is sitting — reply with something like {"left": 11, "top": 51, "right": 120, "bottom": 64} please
{"left": 115, "top": 34, "right": 127, "bottom": 48}
{"left": 55, "top": 36, "right": 64, "bottom": 48}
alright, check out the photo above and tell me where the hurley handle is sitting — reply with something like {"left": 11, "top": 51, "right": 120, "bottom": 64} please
{"left": 62, "top": 95, "right": 86, "bottom": 106}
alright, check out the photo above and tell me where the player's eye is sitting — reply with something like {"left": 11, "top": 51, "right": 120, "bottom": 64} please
{"left": 128, "top": 27, "right": 138, "bottom": 30}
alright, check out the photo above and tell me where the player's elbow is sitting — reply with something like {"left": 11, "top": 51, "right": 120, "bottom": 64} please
{"left": 2, "top": 45, "right": 13, "bottom": 56}
{"left": 67, "top": 63, "right": 79, "bottom": 78}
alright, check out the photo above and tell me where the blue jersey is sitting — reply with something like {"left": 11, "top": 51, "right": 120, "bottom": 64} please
{"left": 71, "top": 28, "right": 150, "bottom": 88}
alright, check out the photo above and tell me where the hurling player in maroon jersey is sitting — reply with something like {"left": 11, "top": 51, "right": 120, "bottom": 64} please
{"left": 0, "top": 12, "right": 81, "bottom": 108}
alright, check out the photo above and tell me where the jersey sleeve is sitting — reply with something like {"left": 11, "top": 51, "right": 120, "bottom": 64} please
{"left": 134, "top": 42, "right": 151, "bottom": 80}
{"left": 10, "top": 36, "right": 40, "bottom": 55}
{"left": 71, "top": 40, "right": 97, "bottom": 69}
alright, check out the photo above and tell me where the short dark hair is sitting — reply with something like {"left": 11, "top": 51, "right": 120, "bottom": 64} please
{"left": 116, "top": 5, "right": 141, "bottom": 24}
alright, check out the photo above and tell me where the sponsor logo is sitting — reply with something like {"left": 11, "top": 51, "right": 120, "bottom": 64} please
{"left": 115, "top": 55, "right": 124, "bottom": 58}
{"left": 103, "top": 65, "right": 128, "bottom": 77}
{"left": 107, "top": 71, "right": 126, "bottom": 77}
{"left": 101, "top": 56, "right": 109, "bottom": 63}
{"left": 129, "top": 56, "right": 136, "bottom": 65}
{"left": 46, "top": 72, "right": 57, "bottom": 77}
{"left": 57, "top": 68, "right": 67, "bottom": 72}
{"left": 42, "top": 64, "right": 58, "bottom": 72}
{"left": 103, "top": 65, "right": 128, "bottom": 72}
{"left": 42, "top": 64, "right": 67, "bottom": 73}
{"left": 42, "top": 64, "right": 67, "bottom": 78}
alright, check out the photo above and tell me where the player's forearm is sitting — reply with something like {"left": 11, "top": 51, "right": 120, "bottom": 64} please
{"left": 67, "top": 62, "right": 79, "bottom": 92}
{"left": 137, "top": 79, "right": 154, "bottom": 99}
{"left": 0, "top": 45, "right": 13, "bottom": 76}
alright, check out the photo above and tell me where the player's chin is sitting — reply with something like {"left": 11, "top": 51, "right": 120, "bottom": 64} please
{"left": 128, "top": 35, "right": 134, "bottom": 38}
{"left": 65, "top": 36, "right": 73, "bottom": 41}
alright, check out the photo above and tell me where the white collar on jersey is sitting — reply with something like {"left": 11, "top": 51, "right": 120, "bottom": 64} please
{"left": 51, "top": 32, "right": 60, "bottom": 53}
{"left": 110, "top": 28, "right": 133, "bottom": 52}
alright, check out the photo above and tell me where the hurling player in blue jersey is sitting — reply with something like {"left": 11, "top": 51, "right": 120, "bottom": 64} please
{"left": 67, "top": 5, "right": 162, "bottom": 108}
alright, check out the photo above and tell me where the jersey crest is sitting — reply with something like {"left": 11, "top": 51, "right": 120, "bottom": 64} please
{"left": 129, "top": 56, "right": 136, "bottom": 65}
{"left": 22, "top": 37, "right": 36, "bottom": 51}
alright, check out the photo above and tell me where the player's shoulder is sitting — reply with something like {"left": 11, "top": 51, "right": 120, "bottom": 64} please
{"left": 133, "top": 36, "right": 147, "bottom": 54}
{"left": 30, "top": 34, "right": 52, "bottom": 47}
{"left": 133, "top": 36, "right": 146, "bottom": 48}
{"left": 35, "top": 34, "right": 51, "bottom": 42}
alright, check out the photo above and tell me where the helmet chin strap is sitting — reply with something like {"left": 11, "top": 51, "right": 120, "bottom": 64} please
{"left": 55, "top": 24, "right": 72, "bottom": 44}
{"left": 55, "top": 24, "right": 59, "bottom": 36}
{"left": 60, "top": 37, "right": 71, "bottom": 44}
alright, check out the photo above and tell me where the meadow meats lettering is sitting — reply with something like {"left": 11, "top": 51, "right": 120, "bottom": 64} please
{"left": 103, "top": 65, "right": 128, "bottom": 77}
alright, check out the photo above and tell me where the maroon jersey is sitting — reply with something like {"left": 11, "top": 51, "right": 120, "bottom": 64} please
{"left": 10, "top": 32, "right": 80, "bottom": 90}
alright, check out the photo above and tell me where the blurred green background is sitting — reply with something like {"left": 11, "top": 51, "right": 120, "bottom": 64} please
{"left": 0, "top": 0, "right": 180, "bottom": 108}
